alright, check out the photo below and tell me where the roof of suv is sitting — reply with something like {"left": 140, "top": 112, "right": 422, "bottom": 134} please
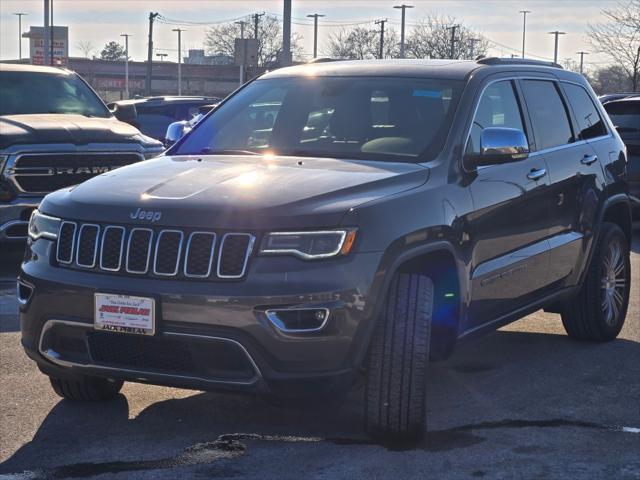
{"left": 263, "top": 58, "right": 568, "bottom": 81}
{"left": 0, "top": 63, "right": 72, "bottom": 75}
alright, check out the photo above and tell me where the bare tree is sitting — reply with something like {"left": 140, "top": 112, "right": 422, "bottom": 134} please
{"left": 76, "top": 40, "right": 96, "bottom": 59}
{"left": 204, "top": 14, "right": 303, "bottom": 67}
{"left": 405, "top": 15, "right": 489, "bottom": 60}
{"left": 586, "top": 65, "right": 634, "bottom": 94}
{"left": 325, "top": 26, "right": 399, "bottom": 59}
{"left": 588, "top": 0, "right": 640, "bottom": 91}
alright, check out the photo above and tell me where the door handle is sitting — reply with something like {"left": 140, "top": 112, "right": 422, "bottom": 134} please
{"left": 527, "top": 168, "right": 547, "bottom": 181}
{"left": 581, "top": 154, "right": 598, "bottom": 165}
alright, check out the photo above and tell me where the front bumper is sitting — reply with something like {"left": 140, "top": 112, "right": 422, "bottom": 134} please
{"left": 0, "top": 196, "right": 40, "bottom": 242}
{"left": 19, "top": 238, "right": 384, "bottom": 397}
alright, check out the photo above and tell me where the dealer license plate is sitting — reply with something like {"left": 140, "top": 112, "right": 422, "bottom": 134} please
{"left": 94, "top": 293, "right": 155, "bottom": 335}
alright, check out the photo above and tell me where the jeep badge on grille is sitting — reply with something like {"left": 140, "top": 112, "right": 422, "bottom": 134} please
{"left": 130, "top": 208, "right": 162, "bottom": 222}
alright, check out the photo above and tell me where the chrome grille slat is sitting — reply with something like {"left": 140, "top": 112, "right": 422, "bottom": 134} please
{"left": 184, "top": 232, "right": 217, "bottom": 278}
{"left": 153, "top": 230, "right": 184, "bottom": 276}
{"left": 56, "top": 223, "right": 253, "bottom": 280}
{"left": 75, "top": 224, "right": 100, "bottom": 268}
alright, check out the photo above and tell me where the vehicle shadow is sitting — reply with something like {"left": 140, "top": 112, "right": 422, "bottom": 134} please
{"left": 1, "top": 328, "right": 639, "bottom": 474}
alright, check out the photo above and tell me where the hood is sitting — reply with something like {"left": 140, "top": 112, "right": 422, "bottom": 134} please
{"left": 41, "top": 155, "right": 429, "bottom": 229}
{"left": 0, "top": 114, "right": 155, "bottom": 149}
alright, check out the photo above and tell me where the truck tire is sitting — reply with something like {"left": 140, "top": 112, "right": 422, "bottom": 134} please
{"left": 49, "top": 375, "right": 124, "bottom": 401}
{"left": 365, "top": 273, "right": 433, "bottom": 440}
{"left": 561, "top": 222, "right": 630, "bottom": 342}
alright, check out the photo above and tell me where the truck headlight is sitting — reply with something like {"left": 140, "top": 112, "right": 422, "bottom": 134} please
{"left": 28, "top": 210, "right": 61, "bottom": 240}
{"left": 260, "top": 229, "right": 357, "bottom": 259}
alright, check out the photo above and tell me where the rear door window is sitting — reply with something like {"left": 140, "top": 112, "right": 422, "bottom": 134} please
{"left": 562, "top": 83, "right": 607, "bottom": 139}
{"left": 520, "top": 80, "right": 574, "bottom": 150}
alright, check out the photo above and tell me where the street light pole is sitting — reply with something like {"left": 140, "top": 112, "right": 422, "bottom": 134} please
{"left": 576, "top": 51, "right": 589, "bottom": 74}
{"left": 235, "top": 20, "right": 248, "bottom": 85}
{"left": 156, "top": 53, "right": 168, "bottom": 61}
{"left": 519, "top": 10, "right": 531, "bottom": 58}
{"left": 120, "top": 34, "right": 130, "bottom": 99}
{"left": 393, "top": 4, "right": 413, "bottom": 59}
{"left": 13, "top": 13, "right": 27, "bottom": 60}
{"left": 548, "top": 31, "right": 566, "bottom": 64}
{"left": 306, "top": 13, "right": 325, "bottom": 59}
{"left": 172, "top": 28, "right": 184, "bottom": 95}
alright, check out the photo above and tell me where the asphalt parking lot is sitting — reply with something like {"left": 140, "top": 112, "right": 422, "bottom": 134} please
{"left": 0, "top": 234, "right": 638, "bottom": 480}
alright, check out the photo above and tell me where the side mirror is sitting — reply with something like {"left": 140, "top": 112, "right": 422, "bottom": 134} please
{"left": 110, "top": 103, "right": 137, "bottom": 125}
{"left": 469, "top": 127, "right": 530, "bottom": 167}
{"left": 164, "top": 120, "right": 188, "bottom": 148}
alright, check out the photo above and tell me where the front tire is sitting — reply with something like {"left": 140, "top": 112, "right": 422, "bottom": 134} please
{"left": 365, "top": 274, "right": 433, "bottom": 440}
{"left": 561, "top": 223, "right": 630, "bottom": 341}
{"left": 49, "top": 375, "right": 123, "bottom": 401}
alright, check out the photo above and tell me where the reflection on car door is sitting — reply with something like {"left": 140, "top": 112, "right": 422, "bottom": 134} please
{"left": 464, "top": 79, "right": 553, "bottom": 329}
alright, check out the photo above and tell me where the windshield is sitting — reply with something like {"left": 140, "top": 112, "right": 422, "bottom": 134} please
{"left": 174, "top": 76, "right": 463, "bottom": 162}
{"left": 605, "top": 101, "right": 640, "bottom": 132}
{"left": 0, "top": 71, "right": 110, "bottom": 118}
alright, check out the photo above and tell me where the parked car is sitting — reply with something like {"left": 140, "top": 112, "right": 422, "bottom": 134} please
{"left": 599, "top": 92, "right": 639, "bottom": 105}
{"left": 20, "top": 58, "right": 632, "bottom": 441}
{"left": 604, "top": 96, "right": 640, "bottom": 216}
{"left": 0, "top": 63, "right": 164, "bottom": 243}
{"left": 108, "top": 96, "right": 221, "bottom": 142}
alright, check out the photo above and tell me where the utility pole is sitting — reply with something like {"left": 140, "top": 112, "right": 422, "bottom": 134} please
{"left": 307, "top": 13, "right": 325, "bottom": 59}
{"left": 146, "top": 12, "right": 159, "bottom": 96}
{"left": 375, "top": 19, "right": 387, "bottom": 60}
{"left": 172, "top": 28, "right": 184, "bottom": 95}
{"left": 43, "top": 0, "right": 50, "bottom": 66}
{"left": 253, "top": 12, "right": 264, "bottom": 40}
{"left": 447, "top": 25, "right": 459, "bottom": 59}
{"left": 13, "top": 13, "right": 27, "bottom": 60}
{"left": 519, "top": 10, "right": 531, "bottom": 58}
{"left": 120, "top": 34, "right": 130, "bottom": 99}
{"left": 469, "top": 37, "right": 479, "bottom": 59}
{"left": 50, "top": 0, "right": 54, "bottom": 65}
{"left": 282, "top": 0, "right": 292, "bottom": 66}
{"left": 576, "top": 51, "right": 588, "bottom": 74}
{"left": 548, "top": 30, "right": 565, "bottom": 64}
{"left": 156, "top": 53, "right": 168, "bottom": 61}
{"left": 393, "top": 4, "right": 413, "bottom": 59}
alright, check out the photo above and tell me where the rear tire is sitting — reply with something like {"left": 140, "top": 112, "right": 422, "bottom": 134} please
{"left": 49, "top": 375, "right": 123, "bottom": 401}
{"left": 365, "top": 274, "right": 433, "bottom": 441}
{"left": 561, "top": 223, "right": 630, "bottom": 342}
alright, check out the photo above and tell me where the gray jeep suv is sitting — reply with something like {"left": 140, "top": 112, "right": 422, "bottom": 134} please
{"left": 19, "top": 58, "right": 632, "bottom": 440}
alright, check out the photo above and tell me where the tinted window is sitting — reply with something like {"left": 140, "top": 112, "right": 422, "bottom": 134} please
{"left": 521, "top": 80, "right": 573, "bottom": 150}
{"left": 0, "top": 71, "right": 109, "bottom": 117}
{"left": 175, "top": 77, "right": 463, "bottom": 162}
{"left": 563, "top": 83, "right": 607, "bottom": 139}
{"left": 604, "top": 101, "right": 640, "bottom": 133}
{"left": 467, "top": 80, "right": 526, "bottom": 155}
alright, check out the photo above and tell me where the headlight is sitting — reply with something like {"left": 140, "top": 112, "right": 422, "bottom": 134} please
{"left": 260, "top": 229, "right": 357, "bottom": 260}
{"left": 28, "top": 210, "right": 61, "bottom": 240}
{"left": 0, "top": 155, "right": 7, "bottom": 174}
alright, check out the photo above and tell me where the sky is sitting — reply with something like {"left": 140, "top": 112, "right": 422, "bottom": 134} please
{"left": 0, "top": 0, "right": 615, "bottom": 71}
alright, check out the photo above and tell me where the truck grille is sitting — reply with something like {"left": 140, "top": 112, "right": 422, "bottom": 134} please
{"left": 56, "top": 222, "right": 255, "bottom": 280}
{"left": 9, "top": 153, "right": 142, "bottom": 193}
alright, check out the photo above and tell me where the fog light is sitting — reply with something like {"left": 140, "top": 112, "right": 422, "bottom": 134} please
{"left": 17, "top": 279, "right": 34, "bottom": 306}
{"left": 266, "top": 308, "right": 330, "bottom": 333}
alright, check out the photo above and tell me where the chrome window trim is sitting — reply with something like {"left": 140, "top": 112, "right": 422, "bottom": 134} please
{"left": 217, "top": 233, "right": 255, "bottom": 279}
{"left": 183, "top": 231, "right": 217, "bottom": 278}
{"left": 125, "top": 228, "right": 154, "bottom": 274}
{"left": 265, "top": 308, "right": 331, "bottom": 333}
{"left": 153, "top": 229, "right": 185, "bottom": 276}
{"left": 38, "top": 319, "right": 261, "bottom": 386}
{"left": 461, "top": 75, "right": 612, "bottom": 173}
{"left": 75, "top": 223, "right": 101, "bottom": 268}
{"left": 99, "top": 225, "right": 126, "bottom": 272}
{"left": 55, "top": 221, "right": 77, "bottom": 264}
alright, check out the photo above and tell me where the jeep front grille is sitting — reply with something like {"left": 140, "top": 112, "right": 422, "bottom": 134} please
{"left": 56, "top": 222, "right": 255, "bottom": 280}
{"left": 9, "top": 153, "right": 143, "bottom": 193}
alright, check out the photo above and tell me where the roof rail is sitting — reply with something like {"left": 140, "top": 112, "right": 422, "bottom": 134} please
{"left": 477, "top": 57, "right": 563, "bottom": 69}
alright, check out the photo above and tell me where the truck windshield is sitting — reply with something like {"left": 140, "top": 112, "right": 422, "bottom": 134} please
{"left": 174, "top": 76, "right": 463, "bottom": 162}
{"left": 0, "top": 71, "right": 110, "bottom": 118}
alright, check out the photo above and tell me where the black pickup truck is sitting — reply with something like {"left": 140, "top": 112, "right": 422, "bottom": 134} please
{"left": 0, "top": 63, "right": 164, "bottom": 242}
{"left": 19, "top": 58, "right": 632, "bottom": 440}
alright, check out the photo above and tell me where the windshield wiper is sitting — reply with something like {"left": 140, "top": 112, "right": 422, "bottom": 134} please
{"left": 199, "top": 148, "right": 260, "bottom": 155}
